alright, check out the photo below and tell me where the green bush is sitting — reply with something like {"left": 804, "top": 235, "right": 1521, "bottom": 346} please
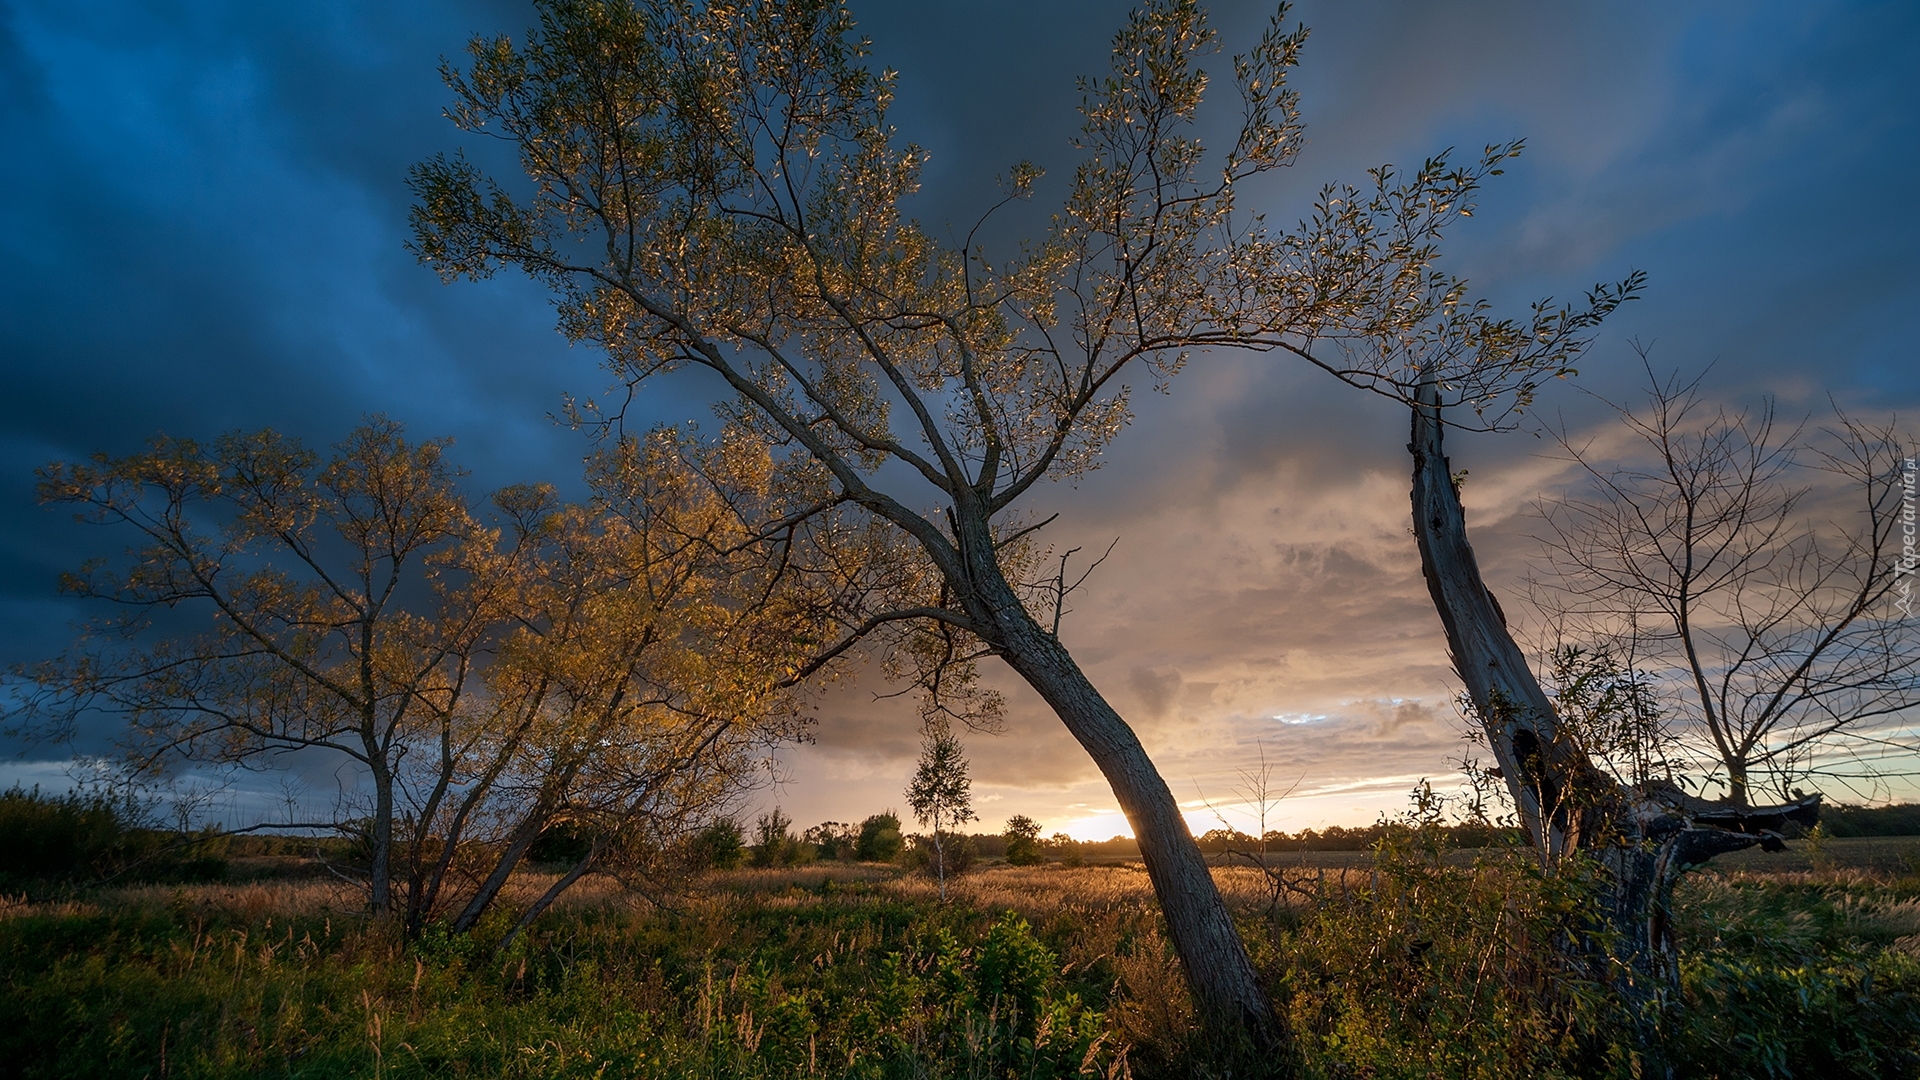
{"left": 749, "top": 807, "right": 811, "bottom": 868}
{"left": 0, "top": 786, "right": 225, "bottom": 891}
{"left": 1003, "top": 815, "right": 1045, "bottom": 866}
{"left": 0, "top": 786, "right": 134, "bottom": 883}
{"left": 855, "top": 811, "right": 904, "bottom": 862}
{"left": 1670, "top": 951, "right": 1920, "bottom": 1078}
{"left": 1272, "top": 833, "right": 1640, "bottom": 1079}
{"left": 683, "top": 818, "right": 746, "bottom": 870}
{"left": 906, "top": 833, "right": 977, "bottom": 880}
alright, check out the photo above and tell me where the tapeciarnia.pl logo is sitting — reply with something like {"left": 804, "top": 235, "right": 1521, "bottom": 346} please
{"left": 1897, "top": 455, "right": 1916, "bottom": 618}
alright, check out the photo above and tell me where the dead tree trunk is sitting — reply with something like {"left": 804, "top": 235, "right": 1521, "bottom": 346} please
{"left": 1408, "top": 383, "right": 1818, "bottom": 992}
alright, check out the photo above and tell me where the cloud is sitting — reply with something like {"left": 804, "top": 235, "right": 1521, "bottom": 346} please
{"left": 4, "top": 0, "right": 1917, "bottom": 831}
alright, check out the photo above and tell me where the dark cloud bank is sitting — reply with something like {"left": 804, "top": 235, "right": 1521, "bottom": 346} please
{"left": 2, "top": 0, "right": 1915, "bottom": 833}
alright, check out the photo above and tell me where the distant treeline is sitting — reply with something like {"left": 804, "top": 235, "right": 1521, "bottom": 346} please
{"left": 1819, "top": 803, "right": 1920, "bottom": 837}
{"left": 918, "top": 823, "right": 1514, "bottom": 859}
{"left": 1192, "top": 823, "right": 1521, "bottom": 853}
{"left": 15, "top": 784, "right": 1913, "bottom": 894}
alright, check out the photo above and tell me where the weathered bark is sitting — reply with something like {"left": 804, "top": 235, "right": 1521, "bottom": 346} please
{"left": 931, "top": 828, "right": 948, "bottom": 902}
{"left": 367, "top": 754, "right": 395, "bottom": 916}
{"left": 1408, "top": 383, "right": 1818, "bottom": 992}
{"left": 951, "top": 515, "right": 1284, "bottom": 1054}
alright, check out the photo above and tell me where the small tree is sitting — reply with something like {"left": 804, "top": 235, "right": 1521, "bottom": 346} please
{"left": 17, "top": 422, "right": 489, "bottom": 915}
{"left": 750, "top": 806, "right": 806, "bottom": 868}
{"left": 854, "top": 812, "right": 904, "bottom": 862}
{"left": 1003, "top": 815, "right": 1044, "bottom": 866}
{"left": 906, "top": 725, "right": 976, "bottom": 900}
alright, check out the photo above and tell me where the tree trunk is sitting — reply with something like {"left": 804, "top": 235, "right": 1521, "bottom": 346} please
{"left": 449, "top": 807, "right": 553, "bottom": 934}
{"left": 1727, "top": 759, "right": 1751, "bottom": 809}
{"left": 497, "top": 835, "right": 606, "bottom": 953}
{"left": 1407, "top": 383, "right": 1818, "bottom": 997}
{"left": 368, "top": 757, "right": 395, "bottom": 916}
{"left": 932, "top": 827, "right": 948, "bottom": 902}
{"left": 982, "top": 578, "right": 1285, "bottom": 1053}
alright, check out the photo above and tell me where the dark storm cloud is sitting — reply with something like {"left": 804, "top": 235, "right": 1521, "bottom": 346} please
{"left": 2, "top": 0, "right": 1915, "bottom": 826}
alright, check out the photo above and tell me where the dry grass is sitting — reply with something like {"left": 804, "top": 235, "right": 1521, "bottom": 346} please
{"left": 701, "top": 863, "right": 897, "bottom": 894}
{"left": 0, "top": 894, "right": 98, "bottom": 921}
{"left": 3, "top": 848, "right": 1906, "bottom": 940}
{"left": 875, "top": 860, "right": 1376, "bottom": 920}
{"left": 886, "top": 862, "right": 1156, "bottom": 914}
{"left": 106, "top": 877, "right": 362, "bottom": 921}
{"left": 4, "top": 852, "right": 1915, "bottom": 1079}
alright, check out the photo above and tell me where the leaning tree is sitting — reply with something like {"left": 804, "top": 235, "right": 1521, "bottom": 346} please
{"left": 408, "top": 0, "right": 1626, "bottom": 1045}
{"left": 1254, "top": 161, "right": 1829, "bottom": 996}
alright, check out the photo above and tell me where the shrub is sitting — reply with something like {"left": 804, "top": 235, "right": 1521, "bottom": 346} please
{"left": 0, "top": 786, "right": 139, "bottom": 884}
{"left": 749, "top": 807, "right": 811, "bottom": 868}
{"left": 1269, "top": 819, "right": 1642, "bottom": 1079}
{"left": 855, "top": 812, "right": 904, "bottom": 862}
{"left": 802, "top": 820, "right": 858, "bottom": 861}
{"left": 0, "top": 786, "right": 225, "bottom": 890}
{"left": 1670, "top": 950, "right": 1920, "bottom": 1078}
{"left": 906, "top": 833, "right": 976, "bottom": 879}
{"left": 1003, "top": 815, "right": 1045, "bottom": 866}
{"left": 682, "top": 818, "right": 746, "bottom": 870}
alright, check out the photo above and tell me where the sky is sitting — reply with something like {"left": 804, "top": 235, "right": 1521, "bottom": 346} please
{"left": 2, "top": 0, "right": 1916, "bottom": 839}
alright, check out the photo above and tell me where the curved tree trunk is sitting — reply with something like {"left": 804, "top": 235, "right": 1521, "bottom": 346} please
{"left": 973, "top": 564, "right": 1285, "bottom": 1055}
{"left": 1407, "top": 383, "right": 1818, "bottom": 995}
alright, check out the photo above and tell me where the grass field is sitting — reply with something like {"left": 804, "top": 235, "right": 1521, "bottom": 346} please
{"left": 1200, "top": 834, "right": 1920, "bottom": 873}
{"left": 3, "top": 840, "right": 1918, "bottom": 1079}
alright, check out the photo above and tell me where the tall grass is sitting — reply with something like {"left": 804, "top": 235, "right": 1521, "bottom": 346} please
{"left": 1, "top": 851, "right": 1916, "bottom": 1078}
{"left": 0, "top": 871, "right": 1121, "bottom": 1079}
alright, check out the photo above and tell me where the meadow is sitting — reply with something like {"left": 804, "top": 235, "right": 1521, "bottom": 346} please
{"left": 3, "top": 833, "right": 1918, "bottom": 1079}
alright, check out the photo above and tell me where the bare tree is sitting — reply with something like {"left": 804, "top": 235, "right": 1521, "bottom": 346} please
{"left": 1224, "top": 151, "right": 1823, "bottom": 1003}
{"left": 407, "top": 0, "right": 1596, "bottom": 1044}
{"left": 1530, "top": 363, "right": 1919, "bottom": 806}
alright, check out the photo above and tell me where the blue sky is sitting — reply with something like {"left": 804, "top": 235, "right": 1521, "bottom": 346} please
{"left": 2, "top": 0, "right": 1916, "bottom": 835}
